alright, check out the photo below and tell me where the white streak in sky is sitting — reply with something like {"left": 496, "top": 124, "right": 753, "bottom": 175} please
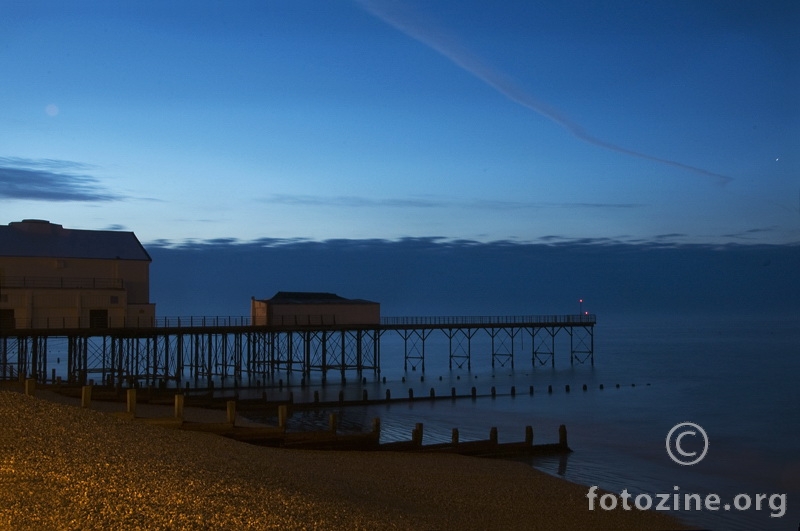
{"left": 356, "top": 0, "right": 732, "bottom": 185}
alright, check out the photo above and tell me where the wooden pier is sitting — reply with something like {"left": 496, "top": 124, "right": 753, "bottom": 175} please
{"left": 0, "top": 314, "right": 595, "bottom": 387}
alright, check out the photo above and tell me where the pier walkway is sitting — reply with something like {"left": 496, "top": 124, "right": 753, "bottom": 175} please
{"left": 0, "top": 314, "right": 595, "bottom": 388}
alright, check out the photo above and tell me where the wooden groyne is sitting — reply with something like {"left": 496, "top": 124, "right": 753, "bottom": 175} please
{"left": 34, "top": 383, "right": 572, "bottom": 458}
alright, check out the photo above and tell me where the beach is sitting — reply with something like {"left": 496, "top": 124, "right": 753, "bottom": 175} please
{"left": 0, "top": 388, "right": 688, "bottom": 530}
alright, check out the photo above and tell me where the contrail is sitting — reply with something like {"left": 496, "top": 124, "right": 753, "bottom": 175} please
{"left": 356, "top": 0, "right": 732, "bottom": 185}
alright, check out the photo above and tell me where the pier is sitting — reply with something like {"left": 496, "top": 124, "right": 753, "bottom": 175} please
{"left": 0, "top": 314, "right": 595, "bottom": 387}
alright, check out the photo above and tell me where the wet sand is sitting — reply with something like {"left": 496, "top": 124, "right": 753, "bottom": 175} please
{"left": 0, "top": 389, "right": 689, "bottom": 530}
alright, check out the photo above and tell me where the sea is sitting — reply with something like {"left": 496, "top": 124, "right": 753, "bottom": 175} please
{"left": 241, "top": 313, "right": 799, "bottom": 530}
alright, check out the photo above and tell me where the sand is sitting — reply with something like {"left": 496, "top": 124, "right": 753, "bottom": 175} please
{"left": 0, "top": 389, "right": 689, "bottom": 530}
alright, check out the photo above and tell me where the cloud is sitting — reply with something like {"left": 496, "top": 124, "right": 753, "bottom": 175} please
{"left": 146, "top": 236, "right": 800, "bottom": 318}
{"left": 721, "top": 227, "right": 778, "bottom": 240}
{"left": 355, "top": 0, "right": 732, "bottom": 185}
{"left": 0, "top": 157, "right": 122, "bottom": 202}
{"left": 261, "top": 193, "right": 643, "bottom": 210}
{"left": 264, "top": 193, "right": 445, "bottom": 208}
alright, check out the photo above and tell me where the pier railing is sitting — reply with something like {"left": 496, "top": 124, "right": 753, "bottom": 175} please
{"left": 380, "top": 315, "right": 596, "bottom": 326}
{"left": 1, "top": 314, "right": 596, "bottom": 332}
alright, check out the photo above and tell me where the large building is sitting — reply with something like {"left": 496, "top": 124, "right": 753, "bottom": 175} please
{"left": 0, "top": 219, "right": 155, "bottom": 329}
{"left": 251, "top": 292, "right": 380, "bottom": 326}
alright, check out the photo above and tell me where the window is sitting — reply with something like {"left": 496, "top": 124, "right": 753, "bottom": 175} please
{"left": 89, "top": 309, "right": 108, "bottom": 329}
{"left": 110, "top": 295, "right": 120, "bottom": 304}
{"left": 0, "top": 309, "right": 14, "bottom": 330}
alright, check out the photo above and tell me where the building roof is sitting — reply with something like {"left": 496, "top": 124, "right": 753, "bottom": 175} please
{"left": 264, "top": 292, "right": 378, "bottom": 305}
{"left": 0, "top": 220, "right": 151, "bottom": 261}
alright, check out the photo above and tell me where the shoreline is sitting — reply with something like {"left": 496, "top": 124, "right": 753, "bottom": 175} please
{"left": 0, "top": 387, "right": 689, "bottom": 530}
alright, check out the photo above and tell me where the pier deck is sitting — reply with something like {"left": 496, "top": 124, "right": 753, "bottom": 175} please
{"left": 0, "top": 314, "right": 595, "bottom": 387}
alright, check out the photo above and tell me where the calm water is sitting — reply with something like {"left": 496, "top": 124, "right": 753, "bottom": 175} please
{"left": 247, "top": 314, "right": 800, "bottom": 530}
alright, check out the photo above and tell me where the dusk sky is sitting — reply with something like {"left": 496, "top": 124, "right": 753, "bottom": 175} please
{"left": 1, "top": 0, "right": 798, "bottom": 246}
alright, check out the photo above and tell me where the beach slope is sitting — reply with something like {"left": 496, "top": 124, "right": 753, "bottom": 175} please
{"left": 0, "top": 391, "right": 687, "bottom": 530}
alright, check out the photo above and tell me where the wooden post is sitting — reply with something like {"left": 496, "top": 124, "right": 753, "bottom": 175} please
{"left": 126, "top": 388, "right": 137, "bottom": 416}
{"left": 174, "top": 394, "right": 185, "bottom": 420}
{"left": 525, "top": 426, "right": 534, "bottom": 446}
{"left": 278, "top": 404, "right": 287, "bottom": 428}
{"left": 24, "top": 378, "right": 35, "bottom": 397}
{"left": 451, "top": 428, "right": 459, "bottom": 446}
{"left": 412, "top": 422, "right": 423, "bottom": 446}
{"left": 226, "top": 400, "right": 236, "bottom": 425}
{"left": 329, "top": 413, "right": 337, "bottom": 433}
{"left": 371, "top": 417, "right": 381, "bottom": 435}
{"left": 81, "top": 385, "right": 92, "bottom": 408}
{"left": 559, "top": 424, "right": 568, "bottom": 448}
{"left": 489, "top": 427, "right": 498, "bottom": 445}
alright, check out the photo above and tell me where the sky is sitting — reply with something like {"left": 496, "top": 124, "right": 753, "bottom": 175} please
{"left": 1, "top": 0, "right": 798, "bottom": 246}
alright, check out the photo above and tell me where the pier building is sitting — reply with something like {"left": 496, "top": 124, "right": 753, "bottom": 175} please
{"left": 0, "top": 220, "right": 155, "bottom": 330}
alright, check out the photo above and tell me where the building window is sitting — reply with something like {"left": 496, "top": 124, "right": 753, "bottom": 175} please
{"left": 89, "top": 309, "right": 108, "bottom": 329}
{"left": 110, "top": 296, "right": 119, "bottom": 304}
{"left": 0, "top": 309, "right": 15, "bottom": 329}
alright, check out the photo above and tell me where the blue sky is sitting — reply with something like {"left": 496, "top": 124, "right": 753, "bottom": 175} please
{"left": 1, "top": 0, "right": 798, "bottom": 245}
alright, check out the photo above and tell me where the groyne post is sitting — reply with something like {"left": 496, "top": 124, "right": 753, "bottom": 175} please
{"left": 525, "top": 426, "right": 533, "bottom": 447}
{"left": 559, "top": 424, "right": 568, "bottom": 448}
{"left": 174, "top": 394, "right": 184, "bottom": 420}
{"left": 126, "top": 388, "right": 137, "bottom": 416}
{"left": 278, "top": 404, "right": 287, "bottom": 428}
{"left": 81, "top": 385, "right": 92, "bottom": 408}
{"left": 412, "top": 423, "right": 423, "bottom": 446}
{"left": 226, "top": 400, "right": 236, "bottom": 425}
{"left": 329, "top": 413, "right": 337, "bottom": 433}
{"left": 24, "top": 378, "right": 35, "bottom": 397}
{"left": 489, "top": 427, "right": 498, "bottom": 445}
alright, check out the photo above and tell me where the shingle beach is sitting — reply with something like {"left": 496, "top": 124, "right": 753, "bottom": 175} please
{"left": 0, "top": 390, "right": 687, "bottom": 530}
